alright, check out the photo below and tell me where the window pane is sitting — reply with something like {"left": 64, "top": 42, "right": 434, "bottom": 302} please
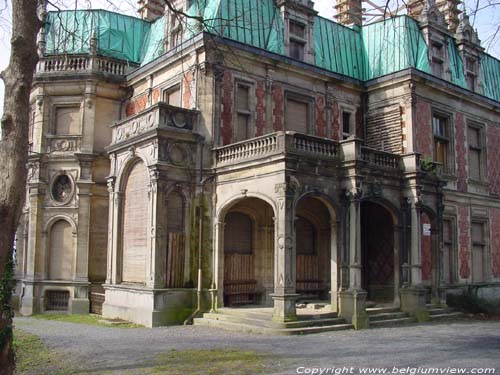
{"left": 289, "top": 20, "right": 305, "bottom": 38}
{"left": 235, "top": 113, "right": 250, "bottom": 142}
{"left": 285, "top": 98, "right": 308, "bottom": 133}
{"left": 434, "top": 140, "right": 447, "bottom": 168}
{"left": 432, "top": 116, "right": 447, "bottom": 137}
{"left": 342, "top": 112, "right": 351, "bottom": 136}
{"left": 471, "top": 223, "right": 484, "bottom": 244}
{"left": 472, "top": 245, "right": 484, "bottom": 283}
{"left": 289, "top": 40, "right": 304, "bottom": 60}
{"left": 468, "top": 127, "right": 480, "bottom": 148}
{"left": 165, "top": 87, "right": 181, "bottom": 106}
{"left": 236, "top": 85, "right": 249, "bottom": 111}
{"left": 443, "top": 220, "right": 451, "bottom": 242}
{"left": 469, "top": 149, "right": 481, "bottom": 180}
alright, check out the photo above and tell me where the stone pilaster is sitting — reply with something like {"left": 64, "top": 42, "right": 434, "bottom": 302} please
{"left": 271, "top": 182, "right": 298, "bottom": 322}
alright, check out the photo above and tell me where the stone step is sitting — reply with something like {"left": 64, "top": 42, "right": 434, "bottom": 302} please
{"left": 366, "top": 306, "right": 401, "bottom": 315}
{"left": 368, "top": 312, "right": 409, "bottom": 322}
{"left": 369, "top": 317, "right": 417, "bottom": 328}
{"left": 429, "top": 312, "right": 464, "bottom": 321}
{"left": 218, "top": 307, "right": 338, "bottom": 321}
{"left": 202, "top": 312, "right": 347, "bottom": 329}
{"left": 193, "top": 317, "right": 353, "bottom": 335}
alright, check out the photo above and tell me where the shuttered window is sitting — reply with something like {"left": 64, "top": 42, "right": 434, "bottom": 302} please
{"left": 224, "top": 212, "right": 252, "bottom": 254}
{"left": 164, "top": 86, "right": 181, "bottom": 106}
{"left": 468, "top": 125, "right": 483, "bottom": 181}
{"left": 121, "top": 161, "right": 149, "bottom": 284}
{"left": 55, "top": 106, "right": 80, "bottom": 135}
{"left": 471, "top": 222, "right": 486, "bottom": 283}
{"left": 285, "top": 98, "right": 308, "bottom": 133}
{"left": 49, "top": 220, "right": 74, "bottom": 280}
{"left": 234, "top": 84, "right": 252, "bottom": 142}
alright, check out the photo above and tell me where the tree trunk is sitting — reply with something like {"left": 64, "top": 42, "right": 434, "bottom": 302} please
{"left": 0, "top": 0, "right": 41, "bottom": 373}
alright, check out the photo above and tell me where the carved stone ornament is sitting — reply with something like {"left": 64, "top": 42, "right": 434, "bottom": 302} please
{"left": 51, "top": 174, "right": 73, "bottom": 204}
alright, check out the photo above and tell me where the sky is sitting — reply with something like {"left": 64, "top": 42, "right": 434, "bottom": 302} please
{"left": 1, "top": 0, "right": 499, "bottom": 118}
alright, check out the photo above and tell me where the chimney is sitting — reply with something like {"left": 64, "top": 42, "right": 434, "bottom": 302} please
{"left": 335, "top": 0, "right": 362, "bottom": 27}
{"left": 138, "top": 0, "right": 164, "bottom": 21}
{"left": 407, "top": 0, "right": 462, "bottom": 32}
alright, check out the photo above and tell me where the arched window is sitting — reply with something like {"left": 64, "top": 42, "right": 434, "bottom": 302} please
{"left": 295, "top": 216, "right": 315, "bottom": 255}
{"left": 224, "top": 212, "right": 252, "bottom": 254}
{"left": 49, "top": 220, "right": 73, "bottom": 280}
{"left": 121, "top": 161, "right": 149, "bottom": 284}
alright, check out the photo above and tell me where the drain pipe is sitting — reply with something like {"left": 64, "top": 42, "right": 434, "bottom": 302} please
{"left": 184, "top": 144, "right": 214, "bottom": 325}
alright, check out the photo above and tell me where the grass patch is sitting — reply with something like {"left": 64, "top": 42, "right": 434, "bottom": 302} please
{"left": 14, "top": 329, "right": 67, "bottom": 375}
{"left": 152, "top": 349, "right": 279, "bottom": 375}
{"left": 31, "top": 314, "right": 143, "bottom": 328}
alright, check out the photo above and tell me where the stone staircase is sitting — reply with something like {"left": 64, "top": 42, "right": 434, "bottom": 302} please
{"left": 193, "top": 305, "right": 353, "bottom": 335}
{"left": 193, "top": 303, "right": 465, "bottom": 335}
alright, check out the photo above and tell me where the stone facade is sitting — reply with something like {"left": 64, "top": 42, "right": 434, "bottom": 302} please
{"left": 12, "top": 0, "right": 500, "bottom": 327}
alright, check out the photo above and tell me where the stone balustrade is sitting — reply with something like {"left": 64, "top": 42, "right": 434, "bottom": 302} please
{"left": 111, "top": 103, "right": 198, "bottom": 145}
{"left": 37, "top": 55, "right": 136, "bottom": 76}
{"left": 360, "top": 146, "right": 400, "bottom": 169}
{"left": 215, "top": 131, "right": 339, "bottom": 167}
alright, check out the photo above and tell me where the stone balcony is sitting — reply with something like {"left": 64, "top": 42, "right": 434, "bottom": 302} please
{"left": 110, "top": 103, "right": 199, "bottom": 147}
{"left": 36, "top": 54, "right": 138, "bottom": 78}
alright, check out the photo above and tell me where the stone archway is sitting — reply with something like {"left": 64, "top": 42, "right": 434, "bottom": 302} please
{"left": 361, "top": 201, "right": 395, "bottom": 304}
{"left": 220, "top": 198, "right": 275, "bottom": 306}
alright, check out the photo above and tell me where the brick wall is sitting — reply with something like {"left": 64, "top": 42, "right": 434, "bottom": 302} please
{"left": 183, "top": 72, "right": 193, "bottom": 109}
{"left": 487, "top": 123, "right": 500, "bottom": 197}
{"left": 415, "top": 99, "right": 432, "bottom": 157}
{"left": 331, "top": 101, "right": 339, "bottom": 140}
{"left": 455, "top": 113, "right": 468, "bottom": 193}
{"left": 255, "top": 81, "right": 266, "bottom": 136}
{"left": 490, "top": 208, "right": 500, "bottom": 278}
{"left": 152, "top": 88, "right": 160, "bottom": 104}
{"left": 315, "top": 96, "right": 326, "bottom": 137}
{"left": 220, "top": 70, "right": 233, "bottom": 145}
{"left": 125, "top": 94, "right": 147, "bottom": 117}
{"left": 272, "top": 83, "right": 283, "bottom": 131}
{"left": 421, "top": 212, "right": 432, "bottom": 281}
{"left": 458, "top": 205, "right": 471, "bottom": 280}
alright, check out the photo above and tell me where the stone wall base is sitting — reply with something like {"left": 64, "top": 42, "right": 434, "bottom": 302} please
{"left": 338, "top": 290, "right": 369, "bottom": 329}
{"left": 400, "top": 287, "right": 429, "bottom": 321}
{"left": 102, "top": 285, "right": 203, "bottom": 327}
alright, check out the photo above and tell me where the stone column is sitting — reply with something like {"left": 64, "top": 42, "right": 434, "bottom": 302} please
{"left": 213, "top": 220, "right": 225, "bottom": 309}
{"left": 105, "top": 178, "right": 115, "bottom": 285}
{"left": 110, "top": 188, "right": 123, "bottom": 285}
{"left": 338, "top": 190, "right": 368, "bottom": 329}
{"left": 146, "top": 167, "right": 165, "bottom": 289}
{"left": 400, "top": 200, "right": 429, "bottom": 321}
{"left": 330, "top": 221, "right": 339, "bottom": 312}
{"left": 271, "top": 182, "right": 298, "bottom": 322}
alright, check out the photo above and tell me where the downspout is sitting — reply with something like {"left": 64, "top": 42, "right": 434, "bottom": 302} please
{"left": 184, "top": 143, "right": 215, "bottom": 324}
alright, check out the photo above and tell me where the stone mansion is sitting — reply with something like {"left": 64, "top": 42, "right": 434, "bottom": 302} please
{"left": 12, "top": 0, "right": 500, "bottom": 329}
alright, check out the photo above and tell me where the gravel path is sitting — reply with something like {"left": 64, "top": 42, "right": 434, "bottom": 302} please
{"left": 14, "top": 317, "right": 500, "bottom": 374}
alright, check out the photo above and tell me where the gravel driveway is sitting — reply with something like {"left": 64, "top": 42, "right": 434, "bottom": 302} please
{"left": 14, "top": 317, "right": 500, "bottom": 374}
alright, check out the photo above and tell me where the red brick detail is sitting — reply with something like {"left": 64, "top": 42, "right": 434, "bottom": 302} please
{"left": 183, "top": 72, "right": 193, "bottom": 109}
{"left": 355, "top": 108, "right": 362, "bottom": 138}
{"left": 455, "top": 113, "right": 468, "bottom": 193}
{"left": 315, "top": 96, "right": 326, "bottom": 137}
{"left": 272, "top": 83, "right": 283, "bottom": 131}
{"left": 220, "top": 70, "right": 233, "bottom": 145}
{"left": 487, "top": 124, "right": 500, "bottom": 197}
{"left": 255, "top": 81, "right": 266, "bottom": 136}
{"left": 415, "top": 99, "right": 433, "bottom": 157}
{"left": 458, "top": 206, "right": 470, "bottom": 279}
{"left": 125, "top": 94, "right": 147, "bottom": 117}
{"left": 421, "top": 213, "right": 432, "bottom": 281}
{"left": 331, "top": 101, "right": 340, "bottom": 141}
{"left": 490, "top": 208, "right": 500, "bottom": 278}
{"left": 152, "top": 88, "right": 160, "bottom": 104}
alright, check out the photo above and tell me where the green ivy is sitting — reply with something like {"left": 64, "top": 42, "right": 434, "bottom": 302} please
{"left": 0, "top": 252, "right": 14, "bottom": 349}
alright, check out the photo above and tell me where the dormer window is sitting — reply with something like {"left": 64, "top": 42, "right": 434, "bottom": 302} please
{"left": 466, "top": 58, "right": 477, "bottom": 91}
{"left": 170, "top": 11, "right": 183, "bottom": 48}
{"left": 289, "top": 20, "right": 306, "bottom": 61}
{"left": 431, "top": 41, "right": 444, "bottom": 78}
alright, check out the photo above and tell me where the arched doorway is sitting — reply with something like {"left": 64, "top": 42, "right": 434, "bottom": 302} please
{"left": 222, "top": 198, "right": 274, "bottom": 306}
{"left": 295, "top": 196, "right": 335, "bottom": 302}
{"left": 361, "top": 201, "right": 395, "bottom": 304}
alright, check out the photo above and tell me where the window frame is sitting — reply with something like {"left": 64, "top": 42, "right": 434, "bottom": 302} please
{"left": 162, "top": 84, "right": 182, "bottom": 107}
{"left": 288, "top": 18, "right": 307, "bottom": 61}
{"left": 467, "top": 121, "right": 487, "bottom": 183}
{"left": 470, "top": 219, "right": 489, "bottom": 283}
{"left": 232, "top": 80, "right": 254, "bottom": 143}
{"left": 431, "top": 111, "right": 454, "bottom": 175}
{"left": 442, "top": 217, "right": 458, "bottom": 285}
{"left": 284, "top": 91, "right": 314, "bottom": 135}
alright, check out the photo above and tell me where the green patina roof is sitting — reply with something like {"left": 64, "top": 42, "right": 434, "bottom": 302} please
{"left": 44, "top": 3, "right": 500, "bottom": 103}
